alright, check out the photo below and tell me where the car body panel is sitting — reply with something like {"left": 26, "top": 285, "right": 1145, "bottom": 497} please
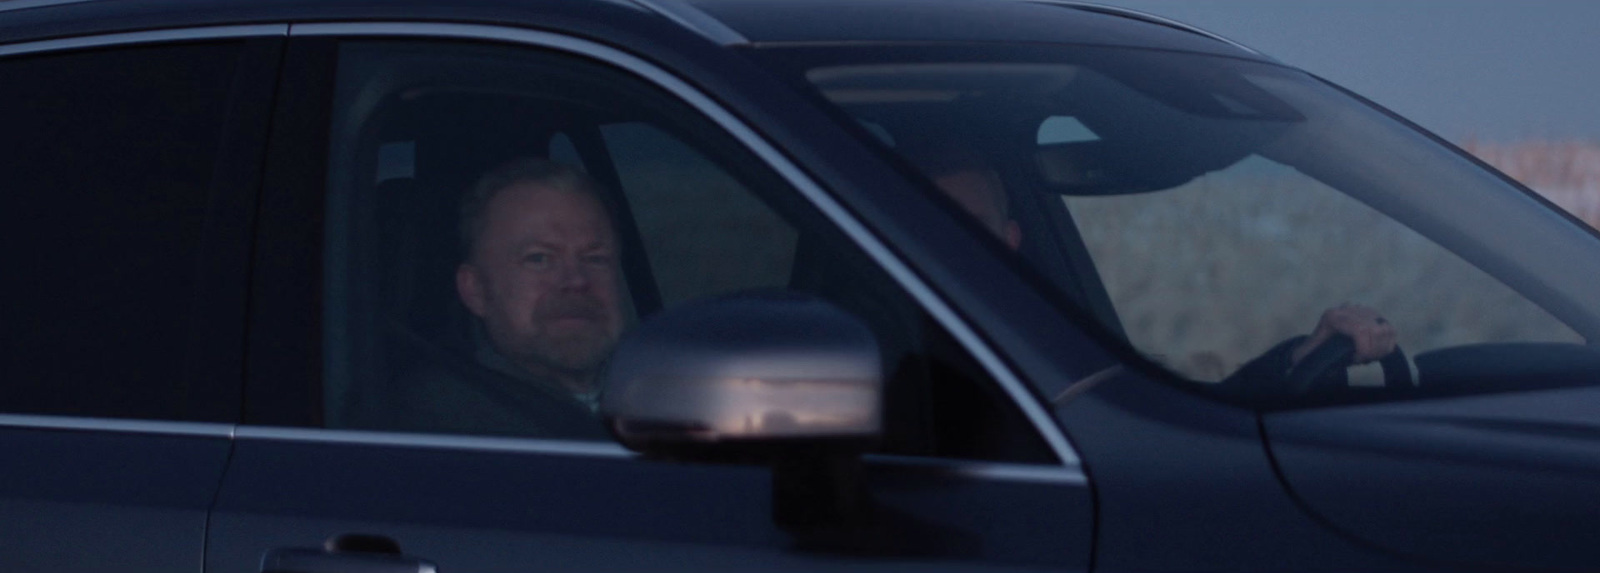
{"left": 207, "top": 432, "right": 1090, "bottom": 572}
{"left": 1055, "top": 373, "right": 1438, "bottom": 571}
{"left": 0, "top": 421, "right": 233, "bottom": 573}
{"left": 1267, "top": 385, "right": 1600, "bottom": 571}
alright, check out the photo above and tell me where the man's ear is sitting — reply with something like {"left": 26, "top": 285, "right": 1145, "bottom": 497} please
{"left": 1004, "top": 220, "right": 1023, "bottom": 251}
{"left": 457, "top": 263, "right": 488, "bottom": 318}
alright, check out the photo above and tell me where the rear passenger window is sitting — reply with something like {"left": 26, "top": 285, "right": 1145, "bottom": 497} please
{"left": 319, "top": 41, "right": 1054, "bottom": 463}
{"left": 0, "top": 42, "right": 258, "bottom": 421}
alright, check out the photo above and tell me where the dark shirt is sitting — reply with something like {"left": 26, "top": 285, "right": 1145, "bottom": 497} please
{"left": 1218, "top": 335, "right": 1348, "bottom": 398}
{"left": 351, "top": 344, "right": 609, "bottom": 440}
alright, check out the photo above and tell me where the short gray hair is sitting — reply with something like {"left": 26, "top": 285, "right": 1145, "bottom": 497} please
{"left": 458, "top": 157, "right": 610, "bottom": 260}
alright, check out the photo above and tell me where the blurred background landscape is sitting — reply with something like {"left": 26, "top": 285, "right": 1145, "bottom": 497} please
{"left": 1046, "top": 1, "right": 1600, "bottom": 378}
{"left": 1094, "top": 0, "right": 1600, "bottom": 228}
{"left": 1462, "top": 140, "right": 1600, "bottom": 227}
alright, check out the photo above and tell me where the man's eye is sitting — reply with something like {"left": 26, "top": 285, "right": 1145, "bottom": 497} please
{"left": 522, "top": 253, "right": 550, "bottom": 265}
{"left": 582, "top": 254, "right": 612, "bottom": 265}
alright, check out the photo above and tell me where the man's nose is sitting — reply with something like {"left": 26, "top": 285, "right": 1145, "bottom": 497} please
{"left": 551, "top": 256, "right": 593, "bottom": 289}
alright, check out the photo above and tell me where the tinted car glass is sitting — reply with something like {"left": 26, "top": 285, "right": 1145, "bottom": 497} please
{"left": 758, "top": 43, "right": 1598, "bottom": 408}
{"left": 1064, "top": 154, "right": 1579, "bottom": 381}
{"left": 317, "top": 40, "right": 1053, "bottom": 461}
{"left": 0, "top": 42, "right": 252, "bottom": 421}
{"left": 602, "top": 122, "right": 799, "bottom": 307}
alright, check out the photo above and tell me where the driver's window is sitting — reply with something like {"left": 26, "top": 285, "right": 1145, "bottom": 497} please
{"left": 316, "top": 40, "right": 1055, "bottom": 463}
{"left": 1063, "top": 154, "right": 1582, "bottom": 382}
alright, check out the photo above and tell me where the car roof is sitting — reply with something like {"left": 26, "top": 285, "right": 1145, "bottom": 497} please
{"left": 1, "top": 0, "right": 1265, "bottom": 61}
{"left": 686, "top": 0, "right": 1262, "bottom": 57}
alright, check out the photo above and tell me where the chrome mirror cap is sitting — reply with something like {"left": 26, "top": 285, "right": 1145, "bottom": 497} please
{"left": 600, "top": 292, "right": 882, "bottom": 450}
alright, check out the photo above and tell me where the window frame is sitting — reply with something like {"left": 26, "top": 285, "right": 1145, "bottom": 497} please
{"left": 241, "top": 22, "right": 1084, "bottom": 473}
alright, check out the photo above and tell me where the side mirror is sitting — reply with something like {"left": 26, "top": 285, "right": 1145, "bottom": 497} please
{"left": 599, "top": 291, "right": 883, "bottom": 458}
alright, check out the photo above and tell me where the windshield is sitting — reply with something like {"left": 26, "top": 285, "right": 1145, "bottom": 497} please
{"left": 757, "top": 43, "right": 1600, "bottom": 406}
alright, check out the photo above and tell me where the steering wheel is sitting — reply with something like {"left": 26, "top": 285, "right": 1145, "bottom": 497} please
{"left": 1285, "top": 335, "right": 1412, "bottom": 395}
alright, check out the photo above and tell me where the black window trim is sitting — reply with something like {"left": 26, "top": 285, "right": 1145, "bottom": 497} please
{"left": 232, "top": 425, "right": 1086, "bottom": 485}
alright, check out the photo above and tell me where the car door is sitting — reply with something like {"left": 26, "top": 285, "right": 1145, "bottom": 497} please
{"left": 0, "top": 27, "right": 281, "bottom": 573}
{"left": 205, "top": 23, "right": 1092, "bottom": 573}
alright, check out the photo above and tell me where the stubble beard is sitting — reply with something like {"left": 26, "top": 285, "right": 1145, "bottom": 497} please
{"left": 488, "top": 295, "right": 620, "bottom": 392}
{"left": 528, "top": 326, "right": 616, "bottom": 376}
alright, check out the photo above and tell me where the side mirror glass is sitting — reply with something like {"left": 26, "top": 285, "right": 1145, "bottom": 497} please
{"left": 599, "top": 291, "right": 883, "bottom": 456}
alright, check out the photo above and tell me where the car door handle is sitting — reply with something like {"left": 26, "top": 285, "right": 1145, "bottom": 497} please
{"left": 262, "top": 534, "right": 437, "bottom": 573}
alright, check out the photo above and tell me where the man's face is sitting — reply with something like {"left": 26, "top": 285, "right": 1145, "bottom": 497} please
{"left": 457, "top": 182, "right": 624, "bottom": 378}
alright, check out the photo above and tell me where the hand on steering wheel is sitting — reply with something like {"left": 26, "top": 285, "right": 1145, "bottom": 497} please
{"left": 1285, "top": 334, "right": 1411, "bottom": 394}
{"left": 1285, "top": 305, "right": 1411, "bottom": 395}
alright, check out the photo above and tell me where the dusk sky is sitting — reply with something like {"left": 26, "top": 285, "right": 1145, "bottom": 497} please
{"left": 1091, "top": 0, "right": 1600, "bottom": 143}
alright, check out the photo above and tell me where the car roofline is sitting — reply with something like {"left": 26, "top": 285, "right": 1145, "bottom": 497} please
{"left": 631, "top": 0, "right": 747, "bottom": 46}
{"left": 1027, "top": 1, "right": 1265, "bottom": 57}
{"left": 0, "top": 0, "right": 101, "bottom": 13}
{"left": 4, "top": 0, "right": 1262, "bottom": 59}
{"left": 674, "top": 0, "right": 1265, "bottom": 57}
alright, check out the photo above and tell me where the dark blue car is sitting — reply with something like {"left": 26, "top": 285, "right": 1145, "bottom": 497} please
{"left": 3, "top": 0, "right": 1598, "bottom": 571}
